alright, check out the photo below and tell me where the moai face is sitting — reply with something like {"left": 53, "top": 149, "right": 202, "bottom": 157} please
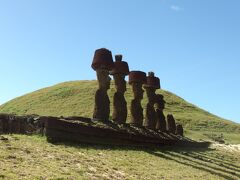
{"left": 145, "top": 87, "right": 156, "bottom": 105}
{"left": 160, "top": 99, "right": 165, "bottom": 109}
{"left": 113, "top": 74, "right": 126, "bottom": 94}
{"left": 132, "top": 82, "right": 144, "bottom": 100}
{"left": 156, "top": 95, "right": 165, "bottom": 109}
{"left": 96, "top": 68, "right": 111, "bottom": 91}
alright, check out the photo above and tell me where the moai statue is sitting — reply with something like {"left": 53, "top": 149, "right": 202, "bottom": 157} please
{"left": 155, "top": 94, "right": 167, "bottom": 132}
{"left": 91, "top": 48, "right": 114, "bottom": 121}
{"left": 110, "top": 55, "right": 129, "bottom": 124}
{"left": 167, "top": 114, "right": 176, "bottom": 134}
{"left": 143, "top": 72, "right": 160, "bottom": 129}
{"left": 129, "top": 71, "right": 147, "bottom": 126}
{"left": 176, "top": 124, "right": 184, "bottom": 136}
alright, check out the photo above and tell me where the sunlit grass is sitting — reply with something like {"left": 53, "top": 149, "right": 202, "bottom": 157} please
{"left": 0, "top": 134, "right": 239, "bottom": 179}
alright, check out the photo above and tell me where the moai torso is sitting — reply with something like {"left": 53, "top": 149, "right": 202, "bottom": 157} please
{"left": 167, "top": 114, "right": 176, "bottom": 134}
{"left": 155, "top": 94, "right": 167, "bottom": 132}
{"left": 176, "top": 124, "right": 184, "bottom": 136}
{"left": 156, "top": 109, "right": 166, "bottom": 131}
{"left": 112, "top": 92, "right": 128, "bottom": 124}
{"left": 144, "top": 88, "right": 157, "bottom": 129}
{"left": 130, "top": 98, "right": 144, "bottom": 126}
{"left": 93, "top": 89, "right": 110, "bottom": 121}
{"left": 110, "top": 55, "right": 129, "bottom": 124}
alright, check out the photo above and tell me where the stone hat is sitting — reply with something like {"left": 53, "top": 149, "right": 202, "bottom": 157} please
{"left": 129, "top": 71, "right": 147, "bottom": 84}
{"left": 91, "top": 48, "right": 114, "bottom": 71}
{"left": 110, "top": 55, "right": 129, "bottom": 76}
{"left": 144, "top": 72, "right": 160, "bottom": 89}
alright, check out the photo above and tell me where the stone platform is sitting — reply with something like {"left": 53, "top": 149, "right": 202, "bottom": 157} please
{"left": 0, "top": 113, "right": 210, "bottom": 148}
{"left": 46, "top": 117, "right": 210, "bottom": 147}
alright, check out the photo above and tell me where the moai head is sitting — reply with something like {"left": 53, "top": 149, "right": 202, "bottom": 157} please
{"left": 156, "top": 94, "right": 166, "bottom": 109}
{"left": 176, "top": 124, "right": 184, "bottom": 136}
{"left": 92, "top": 48, "right": 114, "bottom": 91}
{"left": 129, "top": 71, "right": 147, "bottom": 100}
{"left": 143, "top": 72, "right": 160, "bottom": 105}
{"left": 110, "top": 55, "right": 129, "bottom": 93}
{"left": 167, "top": 114, "right": 176, "bottom": 134}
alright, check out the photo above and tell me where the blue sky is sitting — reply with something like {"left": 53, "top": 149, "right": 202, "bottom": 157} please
{"left": 0, "top": 0, "right": 239, "bottom": 123}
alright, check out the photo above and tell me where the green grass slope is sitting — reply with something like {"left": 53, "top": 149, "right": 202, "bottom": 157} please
{"left": 0, "top": 80, "right": 239, "bottom": 135}
{"left": 0, "top": 134, "right": 240, "bottom": 179}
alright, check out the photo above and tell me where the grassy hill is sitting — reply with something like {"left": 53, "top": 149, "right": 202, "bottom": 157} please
{"left": 0, "top": 80, "right": 239, "bottom": 143}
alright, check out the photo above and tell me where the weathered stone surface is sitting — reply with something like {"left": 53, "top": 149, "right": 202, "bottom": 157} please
{"left": 155, "top": 94, "right": 167, "bottom": 132}
{"left": 112, "top": 91, "right": 127, "bottom": 124}
{"left": 93, "top": 88, "right": 110, "bottom": 121}
{"left": 92, "top": 48, "right": 113, "bottom": 121}
{"left": 111, "top": 55, "right": 129, "bottom": 124}
{"left": 0, "top": 113, "right": 209, "bottom": 148}
{"left": 44, "top": 117, "right": 209, "bottom": 148}
{"left": 110, "top": 54, "right": 129, "bottom": 76}
{"left": 129, "top": 71, "right": 147, "bottom": 84}
{"left": 143, "top": 87, "right": 157, "bottom": 129}
{"left": 129, "top": 71, "right": 146, "bottom": 126}
{"left": 91, "top": 48, "right": 114, "bottom": 71}
{"left": 167, "top": 114, "right": 176, "bottom": 134}
{"left": 176, "top": 124, "right": 184, "bottom": 136}
{"left": 143, "top": 72, "right": 160, "bottom": 129}
{"left": 0, "top": 114, "right": 41, "bottom": 134}
{"left": 144, "top": 72, "right": 160, "bottom": 89}
{"left": 156, "top": 109, "right": 166, "bottom": 131}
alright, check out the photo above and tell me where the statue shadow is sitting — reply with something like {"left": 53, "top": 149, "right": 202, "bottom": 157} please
{"left": 54, "top": 141, "right": 239, "bottom": 180}
{"left": 147, "top": 148, "right": 240, "bottom": 180}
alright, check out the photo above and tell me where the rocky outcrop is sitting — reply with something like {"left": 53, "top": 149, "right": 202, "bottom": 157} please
{"left": 0, "top": 113, "right": 43, "bottom": 134}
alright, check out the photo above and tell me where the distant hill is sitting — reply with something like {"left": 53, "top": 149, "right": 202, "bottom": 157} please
{"left": 0, "top": 80, "right": 239, "bottom": 133}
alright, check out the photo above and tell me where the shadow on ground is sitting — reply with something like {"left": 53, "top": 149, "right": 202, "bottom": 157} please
{"left": 56, "top": 141, "right": 240, "bottom": 180}
{"left": 147, "top": 148, "right": 240, "bottom": 180}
